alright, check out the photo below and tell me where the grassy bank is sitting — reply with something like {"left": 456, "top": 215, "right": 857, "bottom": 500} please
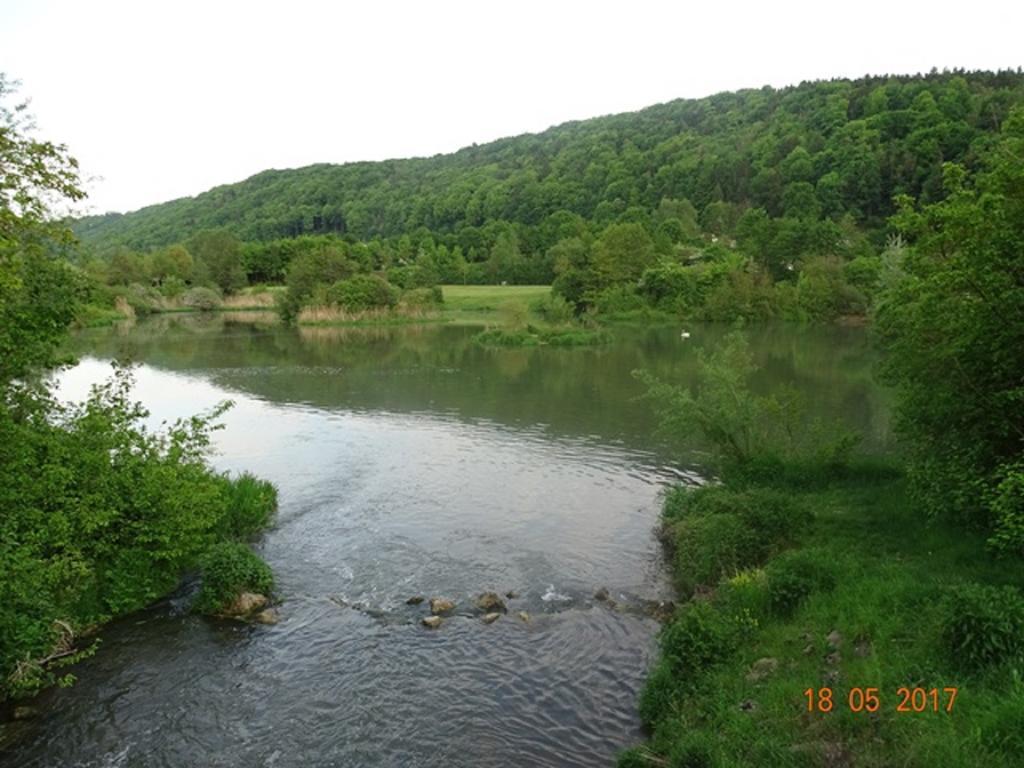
{"left": 439, "top": 285, "right": 551, "bottom": 324}
{"left": 621, "top": 463, "right": 1024, "bottom": 767}
{"left": 75, "top": 286, "right": 284, "bottom": 327}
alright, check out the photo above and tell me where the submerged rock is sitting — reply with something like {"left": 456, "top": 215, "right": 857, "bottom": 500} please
{"left": 593, "top": 587, "right": 610, "bottom": 601}
{"left": 253, "top": 608, "right": 279, "bottom": 625}
{"left": 223, "top": 592, "right": 269, "bottom": 617}
{"left": 482, "top": 612, "right": 501, "bottom": 624}
{"left": 517, "top": 611, "right": 530, "bottom": 623}
{"left": 505, "top": 590, "right": 520, "bottom": 599}
{"left": 12, "top": 706, "right": 39, "bottom": 721}
{"left": 406, "top": 596, "right": 425, "bottom": 605}
{"left": 475, "top": 592, "right": 507, "bottom": 613}
{"left": 429, "top": 598, "right": 455, "bottom": 615}
{"left": 422, "top": 616, "right": 443, "bottom": 629}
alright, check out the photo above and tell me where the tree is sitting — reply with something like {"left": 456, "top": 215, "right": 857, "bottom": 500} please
{"left": 0, "top": 75, "right": 85, "bottom": 384}
{"left": 877, "top": 110, "right": 1024, "bottom": 550}
{"left": 592, "top": 222, "right": 655, "bottom": 286}
{"left": 187, "top": 229, "right": 246, "bottom": 293}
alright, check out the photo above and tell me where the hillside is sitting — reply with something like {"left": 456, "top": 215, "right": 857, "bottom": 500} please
{"left": 74, "top": 70, "right": 1024, "bottom": 255}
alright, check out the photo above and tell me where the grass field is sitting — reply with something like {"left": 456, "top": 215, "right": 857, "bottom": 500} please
{"left": 440, "top": 285, "right": 551, "bottom": 324}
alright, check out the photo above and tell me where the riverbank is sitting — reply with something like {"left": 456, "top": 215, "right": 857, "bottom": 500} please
{"left": 621, "top": 461, "right": 1024, "bottom": 767}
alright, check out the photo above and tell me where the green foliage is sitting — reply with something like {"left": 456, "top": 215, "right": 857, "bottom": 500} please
{"left": 636, "top": 330, "right": 860, "bottom": 468}
{"left": 530, "top": 293, "right": 574, "bottom": 323}
{"left": 193, "top": 542, "right": 274, "bottom": 615}
{"left": 218, "top": 472, "right": 278, "bottom": 539}
{"left": 659, "top": 602, "right": 737, "bottom": 680}
{"left": 0, "top": 79, "right": 277, "bottom": 700}
{"left": 400, "top": 286, "right": 444, "bottom": 309}
{"left": 876, "top": 109, "right": 1024, "bottom": 543}
{"left": 279, "top": 240, "right": 355, "bottom": 321}
{"left": 187, "top": 229, "right": 247, "bottom": 294}
{"left": 323, "top": 273, "right": 399, "bottom": 311}
{"left": 941, "top": 584, "right": 1024, "bottom": 671}
{"left": 663, "top": 486, "right": 808, "bottom": 593}
{"left": 180, "top": 286, "right": 222, "bottom": 311}
{"left": 765, "top": 548, "right": 837, "bottom": 615}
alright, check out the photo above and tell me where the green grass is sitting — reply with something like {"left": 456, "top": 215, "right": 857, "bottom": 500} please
{"left": 440, "top": 284, "right": 551, "bottom": 324}
{"left": 624, "top": 465, "right": 1024, "bottom": 767}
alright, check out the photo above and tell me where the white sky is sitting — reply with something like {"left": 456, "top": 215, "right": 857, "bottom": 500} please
{"left": 2, "top": 0, "right": 1022, "bottom": 214}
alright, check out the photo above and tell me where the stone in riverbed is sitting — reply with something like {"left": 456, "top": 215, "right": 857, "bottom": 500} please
{"left": 253, "top": 608, "right": 279, "bottom": 625}
{"left": 517, "top": 611, "right": 530, "bottom": 623}
{"left": 406, "top": 596, "right": 425, "bottom": 605}
{"left": 422, "top": 616, "right": 443, "bottom": 629}
{"left": 594, "top": 587, "right": 610, "bottom": 601}
{"left": 482, "top": 612, "right": 501, "bottom": 624}
{"left": 475, "top": 592, "right": 507, "bottom": 613}
{"left": 505, "top": 590, "right": 520, "bottom": 599}
{"left": 429, "top": 598, "right": 455, "bottom": 615}
{"left": 13, "top": 706, "right": 38, "bottom": 720}
{"left": 223, "top": 592, "right": 268, "bottom": 617}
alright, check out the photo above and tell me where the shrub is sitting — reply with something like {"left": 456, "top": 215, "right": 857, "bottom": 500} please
{"left": 194, "top": 541, "right": 273, "bottom": 615}
{"left": 219, "top": 472, "right": 278, "bottom": 539}
{"left": 659, "top": 602, "right": 737, "bottom": 681}
{"left": 324, "top": 274, "right": 399, "bottom": 311}
{"left": 531, "top": 293, "right": 575, "bottom": 323}
{"left": 160, "top": 276, "right": 188, "bottom": 298}
{"left": 181, "top": 286, "right": 222, "bottom": 311}
{"left": 671, "top": 513, "right": 761, "bottom": 592}
{"left": 765, "top": 548, "right": 837, "bottom": 615}
{"left": 593, "top": 284, "right": 646, "bottom": 315}
{"left": 941, "top": 583, "right": 1024, "bottom": 671}
{"left": 717, "top": 568, "right": 770, "bottom": 620}
{"left": 400, "top": 285, "right": 443, "bottom": 308}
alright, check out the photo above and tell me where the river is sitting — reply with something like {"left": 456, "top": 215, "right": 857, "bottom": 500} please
{"left": 0, "top": 315, "right": 890, "bottom": 767}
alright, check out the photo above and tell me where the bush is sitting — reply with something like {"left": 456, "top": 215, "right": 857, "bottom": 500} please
{"left": 659, "top": 602, "right": 737, "bottom": 681}
{"left": 324, "top": 274, "right": 399, "bottom": 311}
{"left": 941, "top": 583, "right": 1024, "bottom": 671}
{"left": 181, "top": 286, "right": 222, "bottom": 311}
{"left": 158, "top": 276, "right": 187, "bottom": 298}
{"left": 717, "top": 568, "right": 770, "bottom": 619}
{"left": 400, "top": 285, "right": 443, "bottom": 308}
{"left": 531, "top": 293, "right": 575, "bottom": 323}
{"left": 671, "top": 513, "right": 761, "bottom": 593}
{"left": 765, "top": 548, "right": 837, "bottom": 615}
{"left": 219, "top": 472, "right": 278, "bottom": 539}
{"left": 194, "top": 541, "right": 273, "bottom": 615}
{"left": 593, "top": 284, "right": 647, "bottom": 315}
{"left": 662, "top": 485, "right": 809, "bottom": 592}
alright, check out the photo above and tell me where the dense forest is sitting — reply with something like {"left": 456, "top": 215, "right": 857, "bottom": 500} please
{"left": 70, "top": 70, "right": 1024, "bottom": 322}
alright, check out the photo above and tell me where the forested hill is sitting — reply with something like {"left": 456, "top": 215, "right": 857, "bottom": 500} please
{"left": 74, "top": 70, "right": 1024, "bottom": 253}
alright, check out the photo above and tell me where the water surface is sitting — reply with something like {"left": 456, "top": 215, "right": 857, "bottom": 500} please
{"left": 1, "top": 317, "right": 889, "bottom": 767}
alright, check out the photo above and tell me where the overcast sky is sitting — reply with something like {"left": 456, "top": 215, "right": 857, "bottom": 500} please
{"left": 2, "top": 0, "right": 1021, "bottom": 214}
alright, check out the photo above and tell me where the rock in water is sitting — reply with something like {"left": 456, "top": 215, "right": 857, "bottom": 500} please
{"left": 253, "top": 608, "right": 279, "bottom": 625}
{"left": 482, "top": 613, "right": 501, "bottom": 624}
{"left": 505, "top": 590, "right": 520, "bottom": 599}
{"left": 429, "top": 597, "right": 455, "bottom": 615}
{"left": 13, "top": 706, "right": 38, "bottom": 720}
{"left": 475, "top": 592, "right": 507, "bottom": 613}
{"left": 594, "top": 587, "right": 610, "bottom": 601}
{"left": 422, "top": 616, "right": 443, "bottom": 629}
{"left": 224, "top": 592, "right": 269, "bottom": 617}
{"left": 406, "top": 596, "right": 425, "bottom": 605}
{"left": 517, "top": 611, "right": 530, "bottom": 623}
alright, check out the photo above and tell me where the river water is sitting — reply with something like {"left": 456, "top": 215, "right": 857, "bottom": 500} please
{"left": 0, "top": 316, "right": 889, "bottom": 767}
